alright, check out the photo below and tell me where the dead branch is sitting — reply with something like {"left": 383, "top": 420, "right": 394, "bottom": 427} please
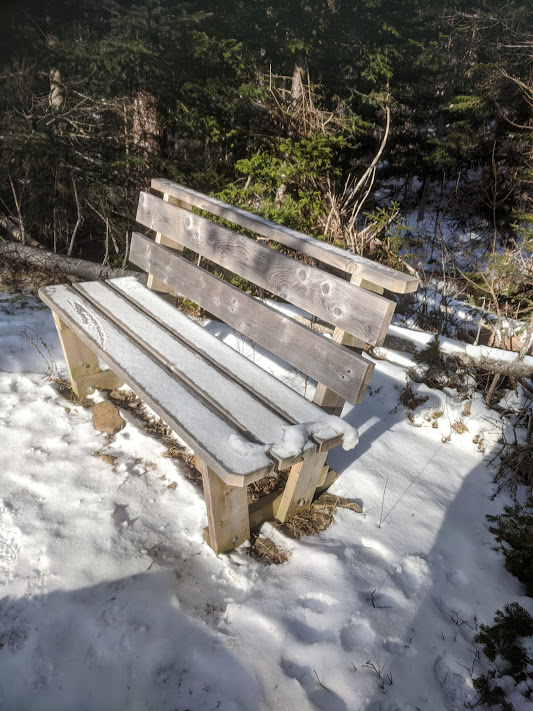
{"left": 0, "top": 213, "right": 44, "bottom": 248}
{"left": 0, "top": 241, "right": 139, "bottom": 281}
{"left": 452, "top": 352, "right": 533, "bottom": 379}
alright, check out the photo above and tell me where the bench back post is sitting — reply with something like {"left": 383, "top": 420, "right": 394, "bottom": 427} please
{"left": 146, "top": 191, "right": 189, "bottom": 296}
{"left": 313, "top": 275, "right": 385, "bottom": 415}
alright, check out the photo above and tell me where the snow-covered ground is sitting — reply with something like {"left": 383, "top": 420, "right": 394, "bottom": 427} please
{"left": 1, "top": 285, "right": 532, "bottom": 711}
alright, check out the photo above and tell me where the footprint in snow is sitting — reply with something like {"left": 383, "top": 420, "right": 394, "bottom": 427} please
{"left": 391, "top": 554, "right": 430, "bottom": 599}
{"left": 446, "top": 568, "right": 468, "bottom": 586}
{"left": 280, "top": 657, "right": 348, "bottom": 711}
{"left": 289, "top": 618, "right": 336, "bottom": 644}
{"left": 434, "top": 654, "right": 476, "bottom": 708}
{"left": 361, "top": 587, "right": 408, "bottom": 610}
{"left": 432, "top": 595, "right": 477, "bottom": 642}
{"left": 340, "top": 617, "right": 376, "bottom": 652}
{"left": 359, "top": 538, "right": 394, "bottom": 564}
{"left": 383, "top": 637, "right": 417, "bottom": 657}
{"left": 298, "top": 592, "right": 338, "bottom": 614}
{"left": 0, "top": 540, "right": 18, "bottom": 564}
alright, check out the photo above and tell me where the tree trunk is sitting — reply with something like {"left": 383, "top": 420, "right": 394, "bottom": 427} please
{"left": 0, "top": 242, "right": 140, "bottom": 282}
{"left": 291, "top": 50, "right": 308, "bottom": 104}
{"left": 49, "top": 69, "right": 64, "bottom": 110}
{"left": 132, "top": 90, "right": 161, "bottom": 161}
{"left": 0, "top": 214, "right": 42, "bottom": 248}
{"left": 417, "top": 176, "right": 430, "bottom": 222}
{"left": 452, "top": 352, "right": 533, "bottom": 380}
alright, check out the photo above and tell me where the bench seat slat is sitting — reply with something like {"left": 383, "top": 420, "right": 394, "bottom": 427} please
{"left": 109, "top": 276, "right": 350, "bottom": 432}
{"left": 151, "top": 178, "right": 419, "bottom": 294}
{"left": 73, "top": 280, "right": 317, "bottom": 469}
{"left": 39, "top": 284, "right": 275, "bottom": 486}
{"left": 136, "top": 191, "right": 395, "bottom": 346}
{"left": 129, "top": 234, "right": 375, "bottom": 404}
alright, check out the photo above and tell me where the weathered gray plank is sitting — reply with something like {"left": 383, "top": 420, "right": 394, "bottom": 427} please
{"left": 39, "top": 284, "right": 274, "bottom": 486}
{"left": 136, "top": 191, "right": 395, "bottom": 346}
{"left": 151, "top": 178, "right": 419, "bottom": 294}
{"left": 109, "top": 276, "right": 359, "bottom": 447}
{"left": 128, "top": 233, "right": 375, "bottom": 404}
{"left": 73, "top": 280, "right": 317, "bottom": 469}
{"left": 197, "top": 458, "right": 250, "bottom": 554}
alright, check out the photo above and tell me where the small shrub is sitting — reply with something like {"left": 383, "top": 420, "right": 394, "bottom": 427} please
{"left": 412, "top": 336, "right": 461, "bottom": 390}
{"left": 399, "top": 380, "right": 429, "bottom": 410}
{"left": 473, "top": 603, "right": 533, "bottom": 710}
{"left": 494, "top": 442, "right": 533, "bottom": 497}
{"left": 487, "top": 497, "right": 533, "bottom": 596}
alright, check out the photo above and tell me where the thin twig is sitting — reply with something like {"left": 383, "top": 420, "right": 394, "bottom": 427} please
{"left": 313, "top": 670, "right": 332, "bottom": 693}
{"left": 378, "top": 478, "right": 388, "bottom": 528}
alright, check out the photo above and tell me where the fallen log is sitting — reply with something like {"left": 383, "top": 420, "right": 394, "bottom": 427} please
{"left": 0, "top": 241, "right": 139, "bottom": 281}
{"left": 451, "top": 352, "right": 533, "bottom": 380}
{"left": 0, "top": 214, "right": 43, "bottom": 248}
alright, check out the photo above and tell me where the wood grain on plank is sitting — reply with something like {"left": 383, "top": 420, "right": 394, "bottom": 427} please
{"left": 146, "top": 191, "right": 184, "bottom": 295}
{"left": 109, "top": 277, "right": 363, "bottom": 437}
{"left": 151, "top": 178, "right": 419, "bottom": 294}
{"left": 197, "top": 457, "right": 250, "bottom": 554}
{"left": 39, "top": 284, "right": 274, "bottom": 486}
{"left": 313, "top": 275, "right": 386, "bottom": 414}
{"left": 73, "top": 280, "right": 316, "bottom": 470}
{"left": 136, "top": 191, "right": 395, "bottom": 346}
{"left": 51, "top": 314, "right": 123, "bottom": 396}
{"left": 276, "top": 450, "right": 329, "bottom": 522}
{"left": 129, "top": 233, "right": 374, "bottom": 403}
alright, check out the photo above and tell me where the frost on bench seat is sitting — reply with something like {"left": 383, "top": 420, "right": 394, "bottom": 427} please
{"left": 107, "top": 276, "right": 358, "bottom": 449}
{"left": 39, "top": 282, "right": 358, "bottom": 486}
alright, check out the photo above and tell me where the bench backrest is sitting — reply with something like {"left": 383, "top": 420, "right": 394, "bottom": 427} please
{"left": 130, "top": 179, "right": 418, "bottom": 407}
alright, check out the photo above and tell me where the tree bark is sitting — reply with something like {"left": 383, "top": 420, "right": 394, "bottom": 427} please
{"left": 132, "top": 90, "right": 160, "bottom": 160}
{"left": 451, "top": 352, "right": 533, "bottom": 379}
{"left": 0, "top": 241, "right": 140, "bottom": 282}
{"left": 291, "top": 50, "right": 308, "bottom": 104}
{"left": 0, "top": 214, "right": 42, "bottom": 248}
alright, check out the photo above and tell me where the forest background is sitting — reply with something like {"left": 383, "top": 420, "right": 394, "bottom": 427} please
{"left": 0, "top": 0, "right": 532, "bottom": 340}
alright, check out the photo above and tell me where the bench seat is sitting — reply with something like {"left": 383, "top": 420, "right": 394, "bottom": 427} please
{"left": 40, "top": 278, "right": 357, "bottom": 488}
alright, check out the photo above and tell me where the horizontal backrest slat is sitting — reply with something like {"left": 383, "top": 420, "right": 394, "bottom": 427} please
{"left": 151, "top": 178, "right": 419, "bottom": 294}
{"left": 136, "top": 191, "right": 395, "bottom": 346}
{"left": 129, "top": 232, "right": 375, "bottom": 403}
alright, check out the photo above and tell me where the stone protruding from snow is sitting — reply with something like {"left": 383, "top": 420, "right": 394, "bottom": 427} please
{"left": 91, "top": 401, "right": 125, "bottom": 435}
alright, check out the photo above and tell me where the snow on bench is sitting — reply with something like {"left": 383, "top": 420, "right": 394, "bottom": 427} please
{"left": 39, "top": 180, "right": 418, "bottom": 553}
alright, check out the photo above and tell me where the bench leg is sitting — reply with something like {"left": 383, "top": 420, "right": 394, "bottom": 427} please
{"left": 52, "top": 313, "right": 123, "bottom": 397}
{"left": 276, "top": 450, "right": 328, "bottom": 522}
{"left": 198, "top": 460, "right": 250, "bottom": 554}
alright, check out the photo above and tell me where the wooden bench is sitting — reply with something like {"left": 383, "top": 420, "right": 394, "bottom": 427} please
{"left": 39, "top": 180, "right": 418, "bottom": 553}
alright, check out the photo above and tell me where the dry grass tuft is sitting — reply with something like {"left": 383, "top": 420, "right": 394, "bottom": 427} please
{"left": 248, "top": 470, "right": 289, "bottom": 504}
{"left": 282, "top": 492, "right": 362, "bottom": 538}
{"left": 399, "top": 382, "right": 429, "bottom": 411}
{"left": 248, "top": 535, "right": 289, "bottom": 565}
{"left": 106, "top": 389, "right": 202, "bottom": 487}
{"left": 52, "top": 378, "right": 93, "bottom": 407}
{"left": 452, "top": 420, "right": 469, "bottom": 434}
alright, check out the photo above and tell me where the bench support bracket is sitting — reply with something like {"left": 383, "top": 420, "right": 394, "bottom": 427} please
{"left": 276, "top": 450, "right": 329, "bottom": 522}
{"left": 52, "top": 313, "right": 123, "bottom": 397}
{"left": 196, "top": 457, "right": 250, "bottom": 554}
